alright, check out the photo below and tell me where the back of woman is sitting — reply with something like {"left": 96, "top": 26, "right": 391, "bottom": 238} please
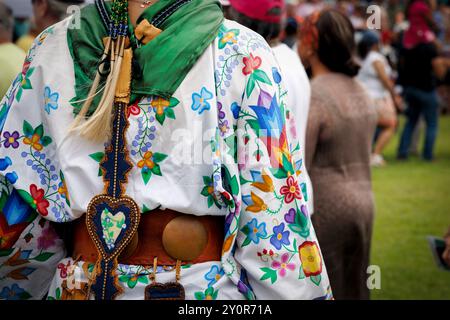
{"left": 298, "top": 9, "right": 377, "bottom": 299}
{"left": 309, "top": 73, "right": 377, "bottom": 182}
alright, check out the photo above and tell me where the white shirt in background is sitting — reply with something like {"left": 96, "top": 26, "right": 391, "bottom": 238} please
{"left": 357, "top": 50, "right": 392, "bottom": 99}
{"left": 272, "top": 43, "right": 314, "bottom": 214}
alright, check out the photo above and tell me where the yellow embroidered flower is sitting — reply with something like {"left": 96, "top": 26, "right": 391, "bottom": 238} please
{"left": 246, "top": 192, "right": 268, "bottom": 213}
{"left": 23, "top": 134, "right": 43, "bottom": 151}
{"left": 221, "top": 31, "right": 237, "bottom": 45}
{"left": 58, "top": 181, "right": 70, "bottom": 201}
{"left": 137, "top": 151, "right": 155, "bottom": 169}
{"left": 251, "top": 171, "right": 274, "bottom": 193}
{"left": 151, "top": 97, "right": 170, "bottom": 116}
{"left": 299, "top": 241, "right": 322, "bottom": 277}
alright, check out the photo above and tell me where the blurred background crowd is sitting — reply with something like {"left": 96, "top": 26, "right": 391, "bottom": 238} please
{"left": 0, "top": 0, "right": 449, "bottom": 299}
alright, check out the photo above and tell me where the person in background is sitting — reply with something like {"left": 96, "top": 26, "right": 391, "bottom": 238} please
{"left": 357, "top": 31, "right": 403, "bottom": 167}
{"left": 299, "top": 9, "right": 377, "bottom": 299}
{"left": 0, "top": 2, "right": 26, "bottom": 98}
{"left": 16, "top": 0, "right": 85, "bottom": 53}
{"left": 443, "top": 227, "right": 450, "bottom": 267}
{"left": 397, "top": 0, "right": 450, "bottom": 161}
{"left": 228, "top": 0, "right": 315, "bottom": 216}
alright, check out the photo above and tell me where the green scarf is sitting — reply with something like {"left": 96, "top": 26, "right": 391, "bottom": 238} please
{"left": 68, "top": 0, "right": 224, "bottom": 116}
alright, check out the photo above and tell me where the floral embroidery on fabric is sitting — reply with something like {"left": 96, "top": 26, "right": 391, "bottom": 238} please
{"left": 218, "top": 24, "right": 240, "bottom": 50}
{"left": 43, "top": 86, "right": 59, "bottom": 115}
{"left": 129, "top": 97, "right": 170, "bottom": 185}
{"left": 204, "top": 265, "right": 224, "bottom": 287}
{"left": 191, "top": 87, "right": 213, "bottom": 115}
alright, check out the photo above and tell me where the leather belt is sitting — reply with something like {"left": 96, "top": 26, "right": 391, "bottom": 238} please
{"left": 73, "top": 209, "right": 224, "bottom": 266}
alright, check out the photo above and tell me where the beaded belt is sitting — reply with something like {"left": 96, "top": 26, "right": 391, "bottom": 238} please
{"left": 73, "top": 209, "right": 224, "bottom": 266}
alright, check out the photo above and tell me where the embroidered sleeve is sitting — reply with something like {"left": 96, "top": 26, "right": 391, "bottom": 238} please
{"left": 232, "top": 39, "right": 332, "bottom": 299}
{"left": 0, "top": 175, "right": 65, "bottom": 300}
{"left": 0, "top": 22, "right": 78, "bottom": 223}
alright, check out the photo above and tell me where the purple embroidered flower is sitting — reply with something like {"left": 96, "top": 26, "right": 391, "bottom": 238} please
{"left": 219, "top": 120, "right": 229, "bottom": 136}
{"left": 301, "top": 204, "right": 309, "bottom": 218}
{"left": 217, "top": 102, "right": 226, "bottom": 120}
{"left": 3, "top": 131, "right": 20, "bottom": 148}
{"left": 37, "top": 226, "right": 59, "bottom": 250}
{"left": 270, "top": 223, "right": 290, "bottom": 250}
{"left": 284, "top": 208, "right": 296, "bottom": 224}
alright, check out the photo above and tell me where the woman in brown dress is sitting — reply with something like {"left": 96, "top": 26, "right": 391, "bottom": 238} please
{"left": 298, "top": 10, "right": 378, "bottom": 299}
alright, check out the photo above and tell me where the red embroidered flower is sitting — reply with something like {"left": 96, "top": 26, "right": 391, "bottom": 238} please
{"left": 279, "top": 176, "right": 302, "bottom": 204}
{"left": 30, "top": 184, "right": 49, "bottom": 216}
{"left": 242, "top": 54, "right": 262, "bottom": 75}
{"left": 127, "top": 102, "right": 141, "bottom": 118}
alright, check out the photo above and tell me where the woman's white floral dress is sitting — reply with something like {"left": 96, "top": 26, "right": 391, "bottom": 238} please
{"left": 0, "top": 17, "right": 332, "bottom": 300}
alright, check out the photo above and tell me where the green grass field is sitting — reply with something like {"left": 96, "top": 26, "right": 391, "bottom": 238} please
{"left": 370, "top": 115, "right": 450, "bottom": 300}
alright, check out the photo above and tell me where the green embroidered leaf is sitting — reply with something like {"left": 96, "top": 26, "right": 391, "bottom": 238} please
{"left": 169, "top": 97, "right": 180, "bottom": 107}
{"left": 241, "top": 225, "right": 250, "bottom": 236}
{"left": 246, "top": 74, "right": 256, "bottom": 98}
{"left": 298, "top": 265, "right": 306, "bottom": 279}
{"left": 194, "top": 292, "right": 205, "bottom": 300}
{"left": 55, "top": 287, "right": 61, "bottom": 300}
{"left": 118, "top": 275, "right": 128, "bottom": 283}
{"left": 128, "top": 278, "right": 138, "bottom": 289}
{"left": 301, "top": 183, "right": 308, "bottom": 201}
{"left": 22, "top": 79, "right": 32, "bottom": 90}
{"left": 201, "top": 186, "right": 211, "bottom": 197}
{"left": 310, "top": 274, "right": 322, "bottom": 286}
{"left": 253, "top": 69, "right": 272, "bottom": 85}
{"left": 288, "top": 223, "right": 303, "bottom": 234}
{"left": 270, "top": 167, "right": 288, "bottom": 179}
{"left": 165, "top": 107, "right": 175, "bottom": 119}
{"left": 152, "top": 153, "right": 167, "bottom": 163}
{"left": 41, "top": 136, "right": 52, "bottom": 147}
{"left": 142, "top": 169, "right": 152, "bottom": 185}
{"left": 281, "top": 153, "right": 294, "bottom": 175}
{"left": 17, "top": 189, "right": 34, "bottom": 207}
{"left": 207, "top": 196, "right": 214, "bottom": 208}
{"left": 241, "top": 236, "right": 252, "bottom": 247}
{"left": 34, "top": 124, "right": 44, "bottom": 138}
{"left": 151, "top": 164, "right": 162, "bottom": 176}
{"left": 89, "top": 152, "right": 105, "bottom": 163}
{"left": 203, "top": 176, "right": 212, "bottom": 185}
{"left": 26, "top": 67, "right": 35, "bottom": 77}
{"left": 0, "top": 249, "right": 14, "bottom": 257}
{"left": 19, "top": 291, "right": 32, "bottom": 300}
{"left": 138, "top": 276, "right": 149, "bottom": 284}
{"left": 47, "top": 296, "right": 55, "bottom": 300}
{"left": 229, "top": 175, "right": 239, "bottom": 196}
{"left": 260, "top": 267, "right": 277, "bottom": 284}
{"left": 0, "top": 192, "right": 8, "bottom": 210}
{"left": 33, "top": 252, "right": 55, "bottom": 262}
{"left": 23, "top": 121, "right": 33, "bottom": 137}
{"left": 155, "top": 112, "right": 165, "bottom": 125}
{"left": 246, "top": 119, "right": 260, "bottom": 133}
{"left": 16, "top": 88, "right": 23, "bottom": 102}
{"left": 212, "top": 289, "right": 219, "bottom": 300}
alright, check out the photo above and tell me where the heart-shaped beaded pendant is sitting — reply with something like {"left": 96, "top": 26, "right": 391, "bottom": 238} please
{"left": 86, "top": 194, "right": 140, "bottom": 300}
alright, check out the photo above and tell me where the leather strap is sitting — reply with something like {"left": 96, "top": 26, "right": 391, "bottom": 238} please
{"left": 73, "top": 209, "right": 224, "bottom": 266}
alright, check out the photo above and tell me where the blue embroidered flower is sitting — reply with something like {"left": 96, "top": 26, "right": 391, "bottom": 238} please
{"left": 241, "top": 218, "right": 267, "bottom": 244}
{"left": 231, "top": 102, "right": 241, "bottom": 119}
{"left": 0, "top": 284, "right": 29, "bottom": 300}
{"left": 272, "top": 67, "right": 282, "bottom": 84}
{"left": 204, "top": 265, "right": 225, "bottom": 287}
{"left": 191, "top": 87, "right": 213, "bottom": 115}
{"left": 43, "top": 86, "right": 59, "bottom": 114}
{"left": 270, "top": 223, "right": 290, "bottom": 250}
